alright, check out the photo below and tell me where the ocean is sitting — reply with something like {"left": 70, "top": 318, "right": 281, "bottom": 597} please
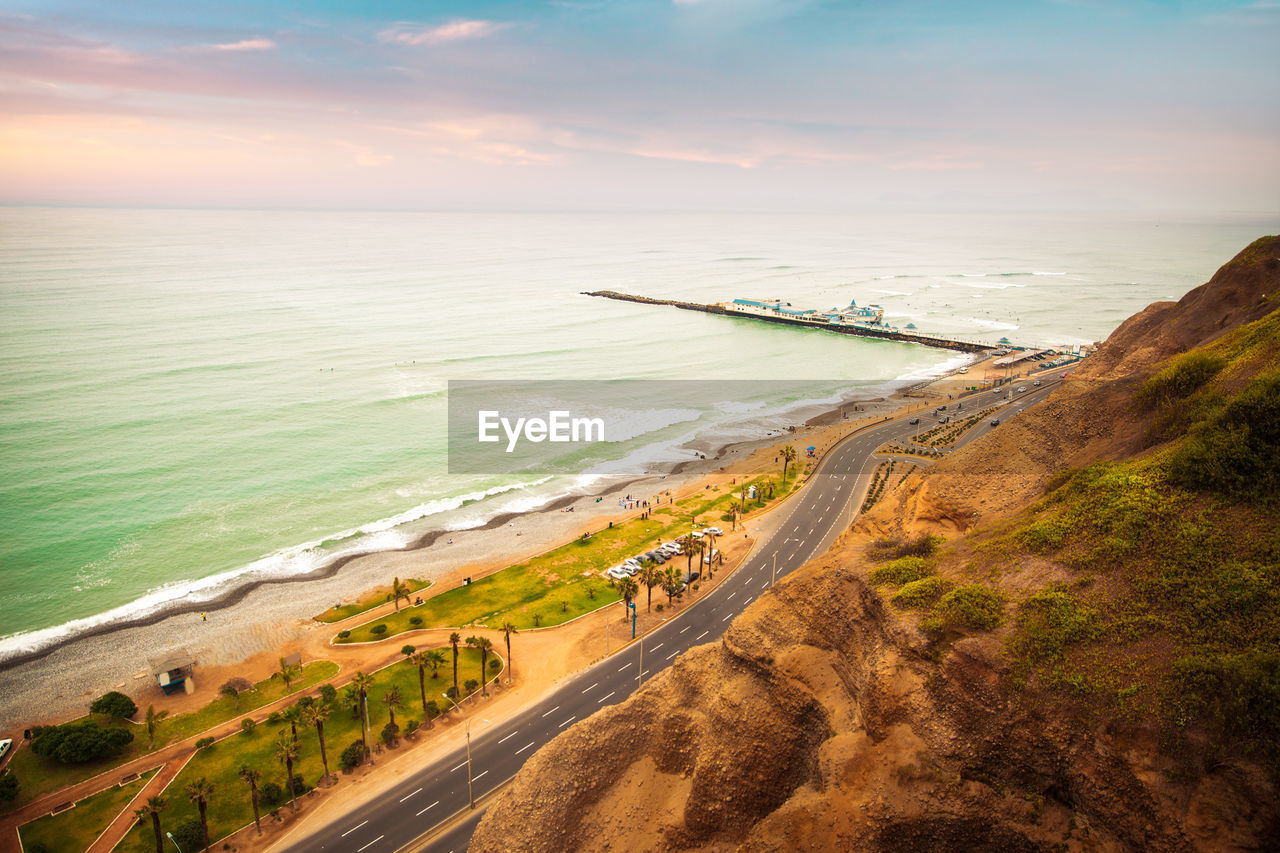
{"left": 0, "top": 208, "right": 1271, "bottom": 658}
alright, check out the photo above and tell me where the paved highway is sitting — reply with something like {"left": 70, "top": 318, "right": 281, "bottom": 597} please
{"left": 285, "top": 377, "right": 1062, "bottom": 853}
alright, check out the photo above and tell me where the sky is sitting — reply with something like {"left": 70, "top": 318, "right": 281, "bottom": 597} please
{"left": 1, "top": 0, "right": 1277, "bottom": 212}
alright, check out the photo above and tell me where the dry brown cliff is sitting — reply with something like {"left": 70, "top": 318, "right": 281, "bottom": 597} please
{"left": 469, "top": 236, "right": 1280, "bottom": 853}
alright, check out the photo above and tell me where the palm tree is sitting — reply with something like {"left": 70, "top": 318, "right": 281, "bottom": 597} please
{"left": 282, "top": 704, "right": 303, "bottom": 745}
{"left": 638, "top": 563, "right": 662, "bottom": 613}
{"left": 500, "top": 621, "right": 518, "bottom": 683}
{"left": 144, "top": 705, "right": 168, "bottom": 751}
{"left": 134, "top": 795, "right": 167, "bottom": 853}
{"left": 184, "top": 777, "right": 214, "bottom": 852}
{"left": 616, "top": 577, "right": 638, "bottom": 617}
{"left": 407, "top": 650, "right": 431, "bottom": 718}
{"left": 275, "top": 730, "right": 300, "bottom": 811}
{"left": 302, "top": 702, "right": 333, "bottom": 782}
{"left": 238, "top": 766, "right": 263, "bottom": 835}
{"left": 681, "top": 534, "right": 697, "bottom": 574}
{"left": 425, "top": 649, "right": 446, "bottom": 679}
{"left": 448, "top": 632, "right": 462, "bottom": 698}
{"left": 686, "top": 536, "right": 704, "bottom": 577}
{"left": 780, "top": 444, "right": 797, "bottom": 487}
{"left": 351, "top": 671, "right": 375, "bottom": 759}
{"left": 466, "top": 635, "right": 494, "bottom": 696}
{"left": 663, "top": 565, "right": 683, "bottom": 607}
{"left": 388, "top": 576, "right": 411, "bottom": 612}
{"left": 277, "top": 656, "right": 302, "bottom": 693}
{"left": 381, "top": 686, "right": 403, "bottom": 729}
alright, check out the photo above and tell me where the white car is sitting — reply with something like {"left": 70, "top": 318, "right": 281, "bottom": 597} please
{"left": 703, "top": 549, "right": 720, "bottom": 564}
{"left": 705, "top": 527, "right": 724, "bottom": 536}
{"left": 605, "top": 566, "right": 629, "bottom": 580}
{"left": 623, "top": 557, "right": 640, "bottom": 567}
{"left": 1016, "top": 386, "right": 1027, "bottom": 393}
{"left": 690, "top": 530, "right": 705, "bottom": 538}
{"left": 0, "top": 738, "right": 11, "bottom": 761}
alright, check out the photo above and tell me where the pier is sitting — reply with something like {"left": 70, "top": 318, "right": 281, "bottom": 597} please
{"left": 583, "top": 290, "right": 997, "bottom": 354}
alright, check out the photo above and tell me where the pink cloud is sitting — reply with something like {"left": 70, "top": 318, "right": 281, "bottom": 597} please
{"left": 206, "top": 38, "right": 276, "bottom": 52}
{"left": 378, "top": 20, "right": 506, "bottom": 46}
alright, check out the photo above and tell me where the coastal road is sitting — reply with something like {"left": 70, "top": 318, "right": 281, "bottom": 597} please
{"left": 284, "top": 377, "right": 1063, "bottom": 853}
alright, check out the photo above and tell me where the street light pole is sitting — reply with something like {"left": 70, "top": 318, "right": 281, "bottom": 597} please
{"left": 771, "top": 552, "right": 777, "bottom": 586}
{"left": 165, "top": 832, "right": 184, "bottom": 853}
{"left": 442, "top": 692, "right": 479, "bottom": 809}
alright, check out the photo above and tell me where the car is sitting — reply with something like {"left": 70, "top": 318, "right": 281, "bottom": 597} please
{"left": 703, "top": 549, "right": 720, "bottom": 564}
{"left": 682, "top": 570, "right": 701, "bottom": 585}
{"left": 1016, "top": 386, "right": 1027, "bottom": 393}
{"left": 908, "top": 417, "right": 920, "bottom": 425}
{"left": 623, "top": 558, "right": 640, "bottom": 567}
{"left": 705, "top": 527, "right": 724, "bottom": 536}
{"left": 939, "top": 416, "right": 950, "bottom": 423}
{"left": 690, "top": 530, "right": 705, "bottom": 538}
{"left": 1060, "top": 373, "right": 1068, "bottom": 379}
{"left": 938, "top": 404, "right": 947, "bottom": 410}
{"left": 990, "top": 419, "right": 1001, "bottom": 426}
{"left": 1033, "top": 380, "right": 1042, "bottom": 386}
{"left": 0, "top": 738, "right": 10, "bottom": 761}
{"left": 605, "top": 566, "right": 629, "bottom": 580}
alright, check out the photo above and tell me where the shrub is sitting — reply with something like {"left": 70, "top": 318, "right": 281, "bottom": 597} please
{"left": 464, "top": 679, "right": 479, "bottom": 695}
{"left": 0, "top": 771, "right": 18, "bottom": 802}
{"left": 318, "top": 684, "right": 337, "bottom": 703}
{"left": 488, "top": 659, "right": 501, "bottom": 672}
{"left": 892, "top": 576, "right": 949, "bottom": 609}
{"left": 195, "top": 736, "right": 216, "bottom": 751}
{"left": 870, "top": 556, "right": 932, "bottom": 586}
{"left": 409, "top": 617, "right": 423, "bottom": 627}
{"left": 31, "top": 721, "right": 134, "bottom": 764}
{"left": 445, "top": 686, "right": 458, "bottom": 700}
{"left": 258, "top": 781, "right": 284, "bottom": 807}
{"left": 339, "top": 739, "right": 365, "bottom": 772}
{"left": 266, "top": 711, "right": 282, "bottom": 725}
{"left": 240, "top": 718, "right": 257, "bottom": 735}
{"left": 171, "top": 818, "right": 205, "bottom": 852}
{"left": 370, "top": 624, "right": 388, "bottom": 636}
{"left": 337, "top": 630, "right": 351, "bottom": 639}
{"left": 380, "top": 721, "right": 399, "bottom": 747}
{"left": 655, "top": 603, "right": 664, "bottom": 612}
{"left": 24, "top": 843, "right": 48, "bottom": 853}
{"left": 939, "top": 584, "right": 1003, "bottom": 630}
{"left": 405, "top": 719, "right": 420, "bottom": 737}
{"left": 1167, "top": 371, "right": 1280, "bottom": 501}
{"left": 89, "top": 691, "right": 138, "bottom": 720}
{"left": 401, "top": 644, "right": 416, "bottom": 656}
{"left": 1016, "top": 520, "right": 1067, "bottom": 554}
{"left": 1013, "top": 588, "right": 1097, "bottom": 661}
{"left": 425, "top": 700, "right": 439, "bottom": 719}
{"left": 1135, "top": 350, "right": 1226, "bottom": 409}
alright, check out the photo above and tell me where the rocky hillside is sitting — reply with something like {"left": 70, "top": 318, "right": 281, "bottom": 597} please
{"left": 469, "top": 237, "right": 1280, "bottom": 853}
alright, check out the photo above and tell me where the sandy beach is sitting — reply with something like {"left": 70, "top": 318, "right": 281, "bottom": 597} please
{"left": 0, "top": 363, "right": 994, "bottom": 734}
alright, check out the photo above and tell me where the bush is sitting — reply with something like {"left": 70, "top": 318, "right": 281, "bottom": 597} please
{"left": 266, "top": 711, "right": 282, "bottom": 725}
{"left": 870, "top": 556, "right": 932, "bottom": 586}
{"left": 425, "top": 700, "right": 439, "bottom": 719}
{"left": 488, "top": 659, "right": 501, "bottom": 672}
{"left": 380, "top": 721, "right": 399, "bottom": 747}
{"left": 339, "top": 739, "right": 365, "bottom": 772}
{"left": 240, "top": 717, "right": 257, "bottom": 734}
{"left": 0, "top": 771, "right": 18, "bottom": 802}
{"left": 892, "top": 576, "right": 949, "bottom": 609}
{"left": 655, "top": 604, "right": 664, "bottom": 612}
{"left": 195, "top": 736, "right": 215, "bottom": 751}
{"left": 401, "top": 644, "right": 416, "bottom": 656}
{"left": 89, "top": 691, "right": 138, "bottom": 720}
{"left": 1167, "top": 371, "right": 1280, "bottom": 501}
{"left": 258, "top": 781, "right": 284, "bottom": 807}
{"left": 1013, "top": 588, "right": 1097, "bottom": 660}
{"left": 1135, "top": 350, "right": 1225, "bottom": 409}
{"left": 370, "top": 624, "right": 388, "bottom": 636}
{"left": 171, "top": 817, "right": 205, "bottom": 852}
{"left": 1016, "top": 521, "right": 1067, "bottom": 554}
{"left": 445, "top": 686, "right": 458, "bottom": 700}
{"left": 337, "top": 630, "right": 351, "bottom": 639}
{"left": 464, "top": 679, "right": 479, "bottom": 695}
{"left": 318, "top": 684, "right": 337, "bottom": 703}
{"left": 405, "top": 719, "right": 420, "bottom": 736}
{"left": 409, "top": 616, "right": 423, "bottom": 627}
{"left": 23, "top": 842, "right": 47, "bottom": 853}
{"left": 939, "top": 584, "right": 1003, "bottom": 630}
{"left": 1172, "top": 652, "right": 1280, "bottom": 775}
{"left": 31, "top": 721, "right": 134, "bottom": 764}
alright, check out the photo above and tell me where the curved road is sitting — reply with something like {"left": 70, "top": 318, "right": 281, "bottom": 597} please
{"left": 285, "top": 376, "right": 1064, "bottom": 853}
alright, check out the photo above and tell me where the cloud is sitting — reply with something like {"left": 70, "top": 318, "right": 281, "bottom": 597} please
{"left": 206, "top": 38, "right": 276, "bottom": 52}
{"left": 378, "top": 20, "right": 506, "bottom": 47}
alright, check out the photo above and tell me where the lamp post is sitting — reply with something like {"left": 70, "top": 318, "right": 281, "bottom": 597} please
{"left": 165, "top": 832, "right": 184, "bottom": 853}
{"left": 771, "top": 552, "right": 777, "bottom": 586}
{"left": 442, "top": 693, "right": 487, "bottom": 809}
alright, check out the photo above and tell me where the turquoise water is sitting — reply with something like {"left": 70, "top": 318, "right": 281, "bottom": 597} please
{"left": 0, "top": 208, "right": 1271, "bottom": 654}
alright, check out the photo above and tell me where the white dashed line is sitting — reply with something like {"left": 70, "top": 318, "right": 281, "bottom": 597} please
{"left": 472, "top": 770, "right": 488, "bottom": 782}
{"left": 665, "top": 650, "right": 678, "bottom": 660}
{"left": 726, "top": 592, "right": 736, "bottom": 600}
{"left": 558, "top": 716, "right": 576, "bottom": 728}
{"left": 617, "top": 662, "right": 632, "bottom": 672}
{"left": 399, "top": 788, "right": 421, "bottom": 803}
{"left": 696, "top": 631, "right": 709, "bottom": 640}
{"left": 498, "top": 731, "right": 517, "bottom": 744}
{"left": 416, "top": 801, "right": 439, "bottom": 816}
{"left": 651, "top": 643, "right": 663, "bottom": 652}
{"left": 598, "top": 691, "right": 615, "bottom": 703}
{"left": 516, "top": 742, "right": 535, "bottom": 754}
{"left": 541, "top": 705, "right": 560, "bottom": 717}
{"left": 581, "top": 682, "right": 598, "bottom": 693}
{"left": 450, "top": 761, "right": 466, "bottom": 773}
{"left": 722, "top": 613, "right": 732, "bottom": 621}
{"left": 356, "top": 835, "right": 384, "bottom": 852}
{"left": 342, "top": 821, "right": 368, "bottom": 837}
{"left": 679, "top": 625, "right": 690, "bottom": 634}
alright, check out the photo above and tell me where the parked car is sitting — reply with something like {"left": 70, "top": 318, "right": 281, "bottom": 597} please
{"left": 1016, "top": 386, "right": 1027, "bottom": 393}
{"left": 1033, "top": 380, "right": 1042, "bottom": 386}
{"left": 682, "top": 570, "right": 701, "bottom": 585}
{"left": 703, "top": 549, "right": 720, "bottom": 564}
{"left": 990, "top": 419, "right": 1001, "bottom": 426}
{"left": 690, "top": 530, "right": 705, "bottom": 538}
{"left": 0, "top": 738, "right": 11, "bottom": 761}
{"left": 605, "top": 566, "right": 629, "bottom": 580}
{"left": 705, "top": 527, "right": 724, "bottom": 536}
{"left": 908, "top": 417, "right": 920, "bottom": 425}
{"left": 938, "top": 404, "right": 947, "bottom": 410}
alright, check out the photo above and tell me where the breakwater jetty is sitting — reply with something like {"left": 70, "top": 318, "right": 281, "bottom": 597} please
{"left": 583, "top": 290, "right": 995, "bottom": 354}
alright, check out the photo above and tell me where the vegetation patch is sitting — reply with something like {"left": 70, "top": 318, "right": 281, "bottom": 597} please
{"left": 870, "top": 556, "right": 933, "bottom": 586}
{"left": 892, "top": 576, "right": 950, "bottom": 609}
{"left": 314, "top": 578, "right": 431, "bottom": 623}
{"left": 938, "top": 584, "right": 1003, "bottom": 630}
{"left": 19, "top": 768, "right": 157, "bottom": 853}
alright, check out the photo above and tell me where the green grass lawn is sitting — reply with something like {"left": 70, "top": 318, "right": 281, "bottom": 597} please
{"left": 18, "top": 768, "right": 156, "bottom": 853}
{"left": 114, "top": 650, "right": 497, "bottom": 853}
{"left": 313, "top": 579, "right": 431, "bottom": 623}
{"left": 0, "top": 662, "right": 339, "bottom": 816}
{"left": 335, "top": 472, "right": 796, "bottom": 645}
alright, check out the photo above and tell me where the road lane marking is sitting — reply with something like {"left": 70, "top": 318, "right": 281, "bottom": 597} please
{"left": 598, "top": 691, "right": 615, "bottom": 703}
{"left": 342, "top": 820, "right": 368, "bottom": 837}
{"left": 357, "top": 836, "right": 384, "bottom": 852}
{"left": 696, "top": 631, "right": 709, "bottom": 640}
{"left": 651, "top": 643, "right": 663, "bottom": 651}
{"left": 559, "top": 716, "right": 576, "bottom": 728}
{"left": 472, "top": 770, "right": 489, "bottom": 782}
{"left": 666, "top": 650, "right": 679, "bottom": 660}
{"left": 618, "top": 662, "right": 632, "bottom": 672}
{"left": 679, "top": 625, "right": 690, "bottom": 633}
{"left": 399, "top": 788, "right": 421, "bottom": 803}
{"left": 416, "top": 801, "right": 439, "bottom": 816}
{"left": 722, "top": 613, "right": 732, "bottom": 621}
{"left": 541, "top": 705, "right": 561, "bottom": 717}
{"left": 498, "top": 731, "right": 517, "bottom": 744}
{"left": 726, "top": 592, "right": 736, "bottom": 600}
{"left": 581, "top": 682, "right": 598, "bottom": 693}
{"left": 516, "top": 742, "right": 535, "bottom": 754}
{"left": 450, "top": 761, "right": 467, "bottom": 772}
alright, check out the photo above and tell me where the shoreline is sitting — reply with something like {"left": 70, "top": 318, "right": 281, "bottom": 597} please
{"left": 0, "top": 358, "right": 990, "bottom": 729}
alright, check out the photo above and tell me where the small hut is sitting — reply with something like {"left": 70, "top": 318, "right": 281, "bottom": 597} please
{"left": 148, "top": 648, "right": 196, "bottom": 695}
